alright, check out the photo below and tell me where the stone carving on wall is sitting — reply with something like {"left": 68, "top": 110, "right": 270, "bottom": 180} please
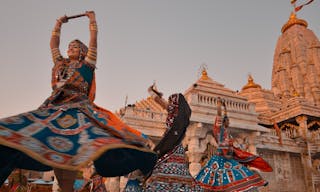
{"left": 312, "top": 159, "right": 320, "bottom": 174}
{"left": 274, "top": 153, "right": 290, "bottom": 181}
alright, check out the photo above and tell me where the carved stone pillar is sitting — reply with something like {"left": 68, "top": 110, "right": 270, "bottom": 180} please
{"left": 296, "top": 115, "right": 308, "bottom": 140}
{"left": 185, "top": 122, "right": 206, "bottom": 177}
{"left": 301, "top": 152, "right": 314, "bottom": 192}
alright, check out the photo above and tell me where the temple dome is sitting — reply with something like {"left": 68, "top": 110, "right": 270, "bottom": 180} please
{"left": 241, "top": 75, "right": 261, "bottom": 91}
{"left": 272, "top": 12, "right": 320, "bottom": 104}
{"left": 281, "top": 12, "right": 308, "bottom": 33}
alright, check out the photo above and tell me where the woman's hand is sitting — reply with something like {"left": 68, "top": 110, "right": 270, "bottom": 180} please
{"left": 86, "top": 11, "right": 96, "bottom": 23}
{"left": 57, "top": 15, "right": 68, "bottom": 24}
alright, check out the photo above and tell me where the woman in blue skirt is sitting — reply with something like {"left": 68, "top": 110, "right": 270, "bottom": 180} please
{"left": 0, "top": 11, "right": 157, "bottom": 192}
{"left": 196, "top": 98, "right": 272, "bottom": 192}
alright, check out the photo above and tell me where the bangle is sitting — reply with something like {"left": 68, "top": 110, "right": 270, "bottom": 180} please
{"left": 88, "top": 47, "right": 97, "bottom": 51}
{"left": 87, "top": 48, "right": 97, "bottom": 59}
{"left": 52, "top": 31, "right": 60, "bottom": 37}
{"left": 87, "top": 54, "right": 97, "bottom": 61}
{"left": 51, "top": 48, "right": 61, "bottom": 60}
{"left": 90, "top": 23, "right": 98, "bottom": 31}
{"left": 87, "top": 52, "right": 97, "bottom": 60}
{"left": 86, "top": 47, "right": 97, "bottom": 63}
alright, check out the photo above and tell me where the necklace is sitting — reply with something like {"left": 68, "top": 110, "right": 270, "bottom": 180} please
{"left": 56, "top": 61, "right": 80, "bottom": 82}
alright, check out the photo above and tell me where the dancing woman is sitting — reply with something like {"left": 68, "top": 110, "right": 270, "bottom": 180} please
{"left": 0, "top": 11, "right": 157, "bottom": 192}
{"left": 125, "top": 84, "right": 202, "bottom": 192}
{"left": 195, "top": 98, "right": 272, "bottom": 192}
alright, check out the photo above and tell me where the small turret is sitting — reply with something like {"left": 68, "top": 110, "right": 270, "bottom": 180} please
{"left": 241, "top": 75, "right": 261, "bottom": 91}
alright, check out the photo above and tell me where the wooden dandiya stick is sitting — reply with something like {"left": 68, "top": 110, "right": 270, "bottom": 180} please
{"left": 66, "top": 13, "right": 86, "bottom": 20}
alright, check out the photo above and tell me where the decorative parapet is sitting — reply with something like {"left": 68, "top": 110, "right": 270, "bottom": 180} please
{"left": 191, "top": 93, "right": 254, "bottom": 113}
{"left": 118, "top": 106, "right": 167, "bottom": 137}
{"left": 122, "top": 106, "right": 167, "bottom": 122}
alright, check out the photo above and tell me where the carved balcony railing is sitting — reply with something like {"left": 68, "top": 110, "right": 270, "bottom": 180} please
{"left": 196, "top": 94, "right": 252, "bottom": 112}
{"left": 264, "top": 128, "right": 298, "bottom": 140}
{"left": 122, "top": 107, "right": 167, "bottom": 122}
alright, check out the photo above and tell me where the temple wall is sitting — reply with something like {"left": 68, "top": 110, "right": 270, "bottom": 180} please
{"left": 258, "top": 149, "right": 306, "bottom": 192}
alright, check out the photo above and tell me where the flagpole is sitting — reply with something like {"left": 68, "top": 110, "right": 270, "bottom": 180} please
{"left": 290, "top": 0, "right": 297, "bottom": 14}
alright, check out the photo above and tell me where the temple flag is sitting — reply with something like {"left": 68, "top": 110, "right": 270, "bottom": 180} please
{"left": 293, "top": 0, "right": 314, "bottom": 12}
{"left": 291, "top": 0, "right": 297, "bottom": 4}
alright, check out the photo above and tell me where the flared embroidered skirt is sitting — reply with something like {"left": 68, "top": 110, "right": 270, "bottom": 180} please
{"left": 196, "top": 155, "right": 267, "bottom": 192}
{"left": 0, "top": 103, "right": 157, "bottom": 177}
{"left": 144, "top": 144, "right": 203, "bottom": 192}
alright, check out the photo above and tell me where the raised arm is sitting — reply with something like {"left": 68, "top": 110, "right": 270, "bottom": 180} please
{"left": 50, "top": 15, "right": 67, "bottom": 63}
{"left": 148, "top": 83, "right": 168, "bottom": 110}
{"left": 84, "top": 11, "right": 97, "bottom": 65}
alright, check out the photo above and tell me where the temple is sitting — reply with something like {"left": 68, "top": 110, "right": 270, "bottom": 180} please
{"left": 114, "top": 12, "right": 320, "bottom": 191}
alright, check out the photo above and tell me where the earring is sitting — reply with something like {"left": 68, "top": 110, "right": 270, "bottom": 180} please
{"left": 79, "top": 49, "right": 83, "bottom": 62}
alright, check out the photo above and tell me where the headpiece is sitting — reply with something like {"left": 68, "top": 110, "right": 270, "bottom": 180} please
{"left": 70, "top": 39, "right": 88, "bottom": 60}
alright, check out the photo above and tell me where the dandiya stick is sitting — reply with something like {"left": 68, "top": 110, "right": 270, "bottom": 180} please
{"left": 66, "top": 13, "right": 86, "bottom": 20}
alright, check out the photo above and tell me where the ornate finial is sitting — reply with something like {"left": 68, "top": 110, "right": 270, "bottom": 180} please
{"left": 292, "top": 89, "right": 300, "bottom": 97}
{"left": 248, "top": 74, "right": 254, "bottom": 83}
{"left": 281, "top": 12, "right": 308, "bottom": 33}
{"left": 241, "top": 74, "right": 262, "bottom": 91}
{"left": 199, "top": 63, "right": 209, "bottom": 80}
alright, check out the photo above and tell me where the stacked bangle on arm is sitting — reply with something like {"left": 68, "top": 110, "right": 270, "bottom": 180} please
{"left": 52, "top": 19, "right": 62, "bottom": 37}
{"left": 51, "top": 31, "right": 60, "bottom": 37}
{"left": 85, "top": 47, "right": 97, "bottom": 65}
{"left": 90, "top": 22, "right": 98, "bottom": 31}
{"left": 51, "top": 48, "right": 62, "bottom": 62}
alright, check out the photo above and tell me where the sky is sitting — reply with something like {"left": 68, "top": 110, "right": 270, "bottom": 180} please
{"left": 0, "top": 0, "right": 319, "bottom": 118}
